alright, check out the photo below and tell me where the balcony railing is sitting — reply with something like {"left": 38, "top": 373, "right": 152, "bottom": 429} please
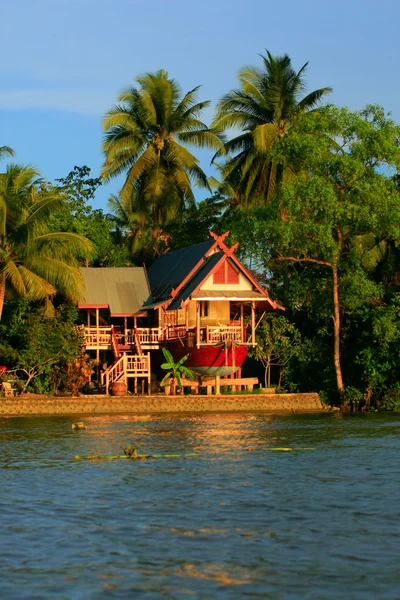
{"left": 205, "top": 326, "right": 243, "bottom": 344}
{"left": 126, "top": 354, "right": 150, "bottom": 375}
{"left": 81, "top": 324, "right": 246, "bottom": 350}
{"left": 82, "top": 326, "right": 112, "bottom": 349}
{"left": 125, "top": 328, "right": 162, "bottom": 347}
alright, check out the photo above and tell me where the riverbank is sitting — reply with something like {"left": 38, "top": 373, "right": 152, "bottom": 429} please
{"left": 0, "top": 392, "right": 322, "bottom": 416}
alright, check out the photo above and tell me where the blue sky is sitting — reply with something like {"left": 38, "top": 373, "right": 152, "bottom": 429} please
{"left": 1, "top": 0, "right": 399, "bottom": 209}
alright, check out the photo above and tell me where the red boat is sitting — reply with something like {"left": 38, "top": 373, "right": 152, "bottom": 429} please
{"left": 166, "top": 336, "right": 248, "bottom": 377}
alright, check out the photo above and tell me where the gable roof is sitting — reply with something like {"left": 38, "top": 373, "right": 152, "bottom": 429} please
{"left": 168, "top": 252, "right": 224, "bottom": 310}
{"left": 146, "top": 239, "right": 215, "bottom": 304}
{"left": 79, "top": 268, "right": 150, "bottom": 316}
{"left": 145, "top": 232, "right": 281, "bottom": 312}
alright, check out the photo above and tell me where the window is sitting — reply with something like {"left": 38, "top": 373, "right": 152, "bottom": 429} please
{"left": 163, "top": 310, "right": 177, "bottom": 326}
{"left": 213, "top": 260, "right": 239, "bottom": 285}
{"left": 200, "top": 301, "right": 209, "bottom": 318}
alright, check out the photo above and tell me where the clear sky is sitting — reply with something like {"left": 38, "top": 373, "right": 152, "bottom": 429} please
{"left": 1, "top": 0, "right": 399, "bottom": 209}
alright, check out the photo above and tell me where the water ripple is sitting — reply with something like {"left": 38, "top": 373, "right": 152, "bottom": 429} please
{"left": 0, "top": 412, "right": 400, "bottom": 598}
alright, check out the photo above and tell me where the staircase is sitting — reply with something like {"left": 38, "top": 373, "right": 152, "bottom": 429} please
{"left": 82, "top": 325, "right": 152, "bottom": 394}
{"left": 100, "top": 343, "right": 151, "bottom": 395}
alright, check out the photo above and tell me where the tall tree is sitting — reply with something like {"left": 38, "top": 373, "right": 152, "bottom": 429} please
{"left": 101, "top": 70, "right": 224, "bottom": 256}
{"left": 0, "top": 164, "right": 93, "bottom": 319}
{"left": 50, "top": 166, "right": 130, "bottom": 267}
{"left": 249, "top": 105, "right": 400, "bottom": 401}
{"left": 212, "top": 50, "right": 332, "bottom": 206}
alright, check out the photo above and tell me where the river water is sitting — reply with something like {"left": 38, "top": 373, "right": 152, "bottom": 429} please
{"left": 1, "top": 412, "right": 399, "bottom": 599}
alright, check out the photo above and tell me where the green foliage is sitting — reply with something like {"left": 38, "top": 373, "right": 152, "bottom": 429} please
{"left": 343, "top": 386, "right": 364, "bottom": 410}
{"left": 160, "top": 347, "right": 195, "bottom": 394}
{"left": 165, "top": 193, "right": 230, "bottom": 252}
{"left": 380, "top": 390, "right": 400, "bottom": 411}
{"left": 0, "top": 164, "right": 93, "bottom": 319}
{"left": 102, "top": 70, "right": 224, "bottom": 261}
{"left": 249, "top": 314, "right": 301, "bottom": 388}
{"left": 51, "top": 166, "right": 131, "bottom": 267}
{"left": 212, "top": 50, "right": 331, "bottom": 206}
{"left": 354, "top": 295, "right": 400, "bottom": 399}
{"left": 239, "top": 105, "right": 400, "bottom": 400}
{"left": 0, "top": 300, "right": 91, "bottom": 394}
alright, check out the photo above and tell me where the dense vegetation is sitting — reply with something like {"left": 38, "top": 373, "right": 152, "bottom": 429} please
{"left": 0, "top": 51, "right": 399, "bottom": 408}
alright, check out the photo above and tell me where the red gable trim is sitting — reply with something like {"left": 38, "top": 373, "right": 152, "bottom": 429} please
{"left": 210, "top": 230, "right": 269, "bottom": 296}
{"left": 78, "top": 304, "right": 109, "bottom": 309}
{"left": 166, "top": 231, "right": 283, "bottom": 312}
{"left": 210, "top": 231, "right": 283, "bottom": 310}
{"left": 170, "top": 240, "right": 219, "bottom": 298}
{"left": 184, "top": 253, "right": 227, "bottom": 300}
{"left": 110, "top": 313, "right": 147, "bottom": 317}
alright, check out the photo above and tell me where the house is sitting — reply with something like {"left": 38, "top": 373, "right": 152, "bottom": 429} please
{"left": 79, "top": 232, "right": 281, "bottom": 393}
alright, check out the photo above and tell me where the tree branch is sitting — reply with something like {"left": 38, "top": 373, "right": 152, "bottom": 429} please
{"left": 273, "top": 256, "right": 333, "bottom": 268}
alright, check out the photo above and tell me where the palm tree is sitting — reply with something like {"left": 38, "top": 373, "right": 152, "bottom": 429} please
{"left": 0, "top": 164, "right": 93, "bottom": 320}
{"left": 107, "top": 193, "right": 150, "bottom": 258}
{"left": 101, "top": 70, "right": 224, "bottom": 254}
{"left": 0, "top": 146, "right": 15, "bottom": 161}
{"left": 212, "top": 50, "right": 332, "bottom": 206}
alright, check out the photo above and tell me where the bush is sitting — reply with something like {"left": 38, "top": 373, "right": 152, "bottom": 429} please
{"left": 380, "top": 390, "right": 400, "bottom": 411}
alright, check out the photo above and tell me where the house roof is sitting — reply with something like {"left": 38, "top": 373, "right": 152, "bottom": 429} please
{"left": 146, "top": 239, "right": 215, "bottom": 304}
{"left": 168, "top": 252, "right": 225, "bottom": 310}
{"left": 79, "top": 268, "right": 150, "bottom": 316}
{"left": 145, "top": 231, "right": 282, "bottom": 313}
{"left": 192, "top": 290, "right": 273, "bottom": 300}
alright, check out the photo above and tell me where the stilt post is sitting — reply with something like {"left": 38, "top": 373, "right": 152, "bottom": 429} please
{"left": 196, "top": 301, "right": 200, "bottom": 347}
{"left": 251, "top": 302, "right": 256, "bottom": 345}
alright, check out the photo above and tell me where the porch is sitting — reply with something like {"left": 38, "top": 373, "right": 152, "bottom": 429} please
{"left": 80, "top": 323, "right": 256, "bottom": 352}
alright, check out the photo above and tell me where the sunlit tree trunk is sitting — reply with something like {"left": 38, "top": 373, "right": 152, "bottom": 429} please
{"left": 332, "top": 265, "right": 345, "bottom": 403}
{"left": 0, "top": 272, "right": 5, "bottom": 321}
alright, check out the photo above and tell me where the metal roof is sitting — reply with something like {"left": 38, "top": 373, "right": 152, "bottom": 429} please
{"left": 193, "top": 290, "right": 274, "bottom": 300}
{"left": 79, "top": 268, "right": 151, "bottom": 315}
{"left": 167, "top": 252, "right": 224, "bottom": 310}
{"left": 146, "top": 239, "right": 215, "bottom": 303}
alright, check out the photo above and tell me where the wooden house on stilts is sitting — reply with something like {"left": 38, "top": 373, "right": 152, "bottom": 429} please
{"left": 79, "top": 232, "right": 282, "bottom": 394}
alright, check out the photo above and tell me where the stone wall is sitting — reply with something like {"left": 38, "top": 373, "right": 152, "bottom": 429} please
{"left": 0, "top": 393, "right": 322, "bottom": 416}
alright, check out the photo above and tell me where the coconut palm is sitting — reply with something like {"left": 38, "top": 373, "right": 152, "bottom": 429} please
{"left": 101, "top": 70, "right": 224, "bottom": 253}
{"left": 107, "top": 193, "right": 150, "bottom": 258}
{"left": 212, "top": 51, "right": 332, "bottom": 206}
{"left": 0, "top": 164, "right": 93, "bottom": 320}
{"left": 0, "top": 146, "right": 15, "bottom": 161}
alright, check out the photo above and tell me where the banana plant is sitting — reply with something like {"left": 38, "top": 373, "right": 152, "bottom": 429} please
{"left": 160, "top": 348, "right": 195, "bottom": 394}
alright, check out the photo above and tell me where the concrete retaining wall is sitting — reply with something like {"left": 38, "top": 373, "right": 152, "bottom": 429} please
{"left": 0, "top": 393, "right": 322, "bottom": 416}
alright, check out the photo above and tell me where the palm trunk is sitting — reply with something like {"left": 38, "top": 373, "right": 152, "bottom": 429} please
{"left": 332, "top": 265, "right": 345, "bottom": 403}
{"left": 0, "top": 272, "right": 5, "bottom": 321}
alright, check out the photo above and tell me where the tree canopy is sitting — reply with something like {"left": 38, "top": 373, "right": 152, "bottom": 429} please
{"left": 0, "top": 164, "right": 93, "bottom": 319}
{"left": 212, "top": 50, "right": 332, "bottom": 206}
{"left": 102, "top": 70, "right": 224, "bottom": 259}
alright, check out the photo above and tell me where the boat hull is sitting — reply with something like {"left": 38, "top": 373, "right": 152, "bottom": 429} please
{"left": 166, "top": 340, "right": 248, "bottom": 377}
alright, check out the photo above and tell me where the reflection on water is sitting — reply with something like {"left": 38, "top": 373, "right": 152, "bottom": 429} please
{"left": 1, "top": 412, "right": 400, "bottom": 598}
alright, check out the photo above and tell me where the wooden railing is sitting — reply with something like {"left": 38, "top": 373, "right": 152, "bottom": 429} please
{"left": 83, "top": 326, "right": 112, "bottom": 349}
{"left": 101, "top": 353, "right": 151, "bottom": 391}
{"left": 110, "top": 326, "right": 120, "bottom": 358}
{"left": 126, "top": 328, "right": 161, "bottom": 347}
{"left": 134, "top": 328, "right": 143, "bottom": 354}
{"left": 101, "top": 354, "right": 125, "bottom": 388}
{"left": 126, "top": 354, "right": 150, "bottom": 376}
{"left": 206, "top": 326, "right": 243, "bottom": 344}
{"left": 165, "top": 324, "right": 187, "bottom": 341}
{"left": 82, "top": 324, "right": 245, "bottom": 350}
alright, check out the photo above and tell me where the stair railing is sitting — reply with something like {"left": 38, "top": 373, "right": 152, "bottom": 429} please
{"left": 110, "top": 325, "right": 121, "bottom": 358}
{"left": 134, "top": 328, "right": 143, "bottom": 355}
{"left": 100, "top": 354, "right": 125, "bottom": 392}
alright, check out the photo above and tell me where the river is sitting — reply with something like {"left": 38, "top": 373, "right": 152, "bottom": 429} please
{"left": 1, "top": 412, "right": 399, "bottom": 599}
